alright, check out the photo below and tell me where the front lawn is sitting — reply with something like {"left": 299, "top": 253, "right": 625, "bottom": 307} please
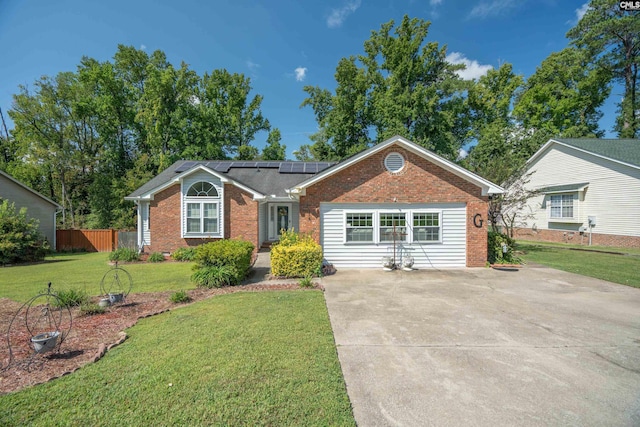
{"left": 0, "top": 291, "right": 355, "bottom": 426}
{"left": 0, "top": 252, "right": 195, "bottom": 302}
{"left": 517, "top": 241, "right": 640, "bottom": 288}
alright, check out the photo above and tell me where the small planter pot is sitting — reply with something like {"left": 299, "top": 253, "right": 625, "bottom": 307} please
{"left": 31, "top": 331, "right": 60, "bottom": 354}
{"left": 382, "top": 256, "right": 395, "bottom": 271}
{"left": 108, "top": 292, "right": 124, "bottom": 304}
{"left": 98, "top": 298, "right": 111, "bottom": 308}
{"left": 402, "top": 256, "right": 414, "bottom": 271}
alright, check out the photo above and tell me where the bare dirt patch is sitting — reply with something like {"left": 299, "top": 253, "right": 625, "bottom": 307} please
{"left": 0, "top": 283, "right": 318, "bottom": 394}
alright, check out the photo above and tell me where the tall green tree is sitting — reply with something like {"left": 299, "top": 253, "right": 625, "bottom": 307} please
{"left": 261, "top": 128, "right": 287, "bottom": 160}
{"left": 567, "top": 0, "right": 640, "bottom": 138}
{"left": 513, "top": 47, "right": 610, "bottom": 138}
{"left": 465, "top": 63, "right": 525, "bottom": 184}
{"left": 302, "top": 16, "right": 469, "bottom": 160}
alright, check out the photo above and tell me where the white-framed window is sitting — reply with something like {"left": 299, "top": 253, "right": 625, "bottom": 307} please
{"left": 343, "top": 210, "right": 443, "bottom": 245}
{"left": 184, "top": 181, "right": 221, "bottom": 237}
{"left": 413, "top": 212, "right": 440, "bottom": 242}
{"left": 345, "top": 213, "right": 374, "bottom": 243}
{"left": 379, "top": 213, "right": 407, "bottom": 242}
{"left": 550, "top": 194, "right": 573, "bottom": 219}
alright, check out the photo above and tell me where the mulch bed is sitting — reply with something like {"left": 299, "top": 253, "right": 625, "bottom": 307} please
{"left": 0, "top": 283, "right": 320, "bottom": 395}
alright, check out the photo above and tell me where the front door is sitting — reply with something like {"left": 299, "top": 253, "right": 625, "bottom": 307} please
{"left": 268, "top": 203, "right": 292, "bottom": 240}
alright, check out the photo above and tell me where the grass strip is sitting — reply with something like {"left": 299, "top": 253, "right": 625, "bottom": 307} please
{"left": 0, "top": 291, "right": 355, "bottom": 426}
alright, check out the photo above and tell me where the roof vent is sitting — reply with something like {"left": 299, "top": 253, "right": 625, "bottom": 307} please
{"left": 384, "top": 152, "right": 405, "bottom": 173}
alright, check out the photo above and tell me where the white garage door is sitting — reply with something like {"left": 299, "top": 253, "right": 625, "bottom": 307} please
{"left": 320, "top": 202, "right": 466, "bottom": 268}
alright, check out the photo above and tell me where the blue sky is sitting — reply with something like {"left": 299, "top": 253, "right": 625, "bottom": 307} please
{"left": 0, "top": 0, "right": 614, "bottom": 159}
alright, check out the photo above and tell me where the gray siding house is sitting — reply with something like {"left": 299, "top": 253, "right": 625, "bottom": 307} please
{"left": 0, "top": 170, "right": 61, "bottom": 247}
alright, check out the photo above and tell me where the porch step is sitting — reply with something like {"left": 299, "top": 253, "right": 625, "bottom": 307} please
{"left": 260, "top": 241, "right": 276, "bottom": 250}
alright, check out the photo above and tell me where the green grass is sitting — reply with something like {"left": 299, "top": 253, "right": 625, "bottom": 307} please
{"left": 517, "top": 241, "right": 640, "bottom": 288}
{"left": 0, "top": 292, "right": 355, "bottom": 426}
{"left": 516, "top": 239, "right": 640, "bottom": 256}
{"left": 0, "top": 252, "right": 195, "bottom": 302}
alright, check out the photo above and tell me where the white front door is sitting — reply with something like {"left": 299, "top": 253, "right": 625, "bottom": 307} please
{"left": 268, "top": 203, "right": 292, "bottom": 240}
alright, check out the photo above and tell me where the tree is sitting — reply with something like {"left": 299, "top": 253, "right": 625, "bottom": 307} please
{"left": 0, "top": 200, "right": 48, "bottom": 264}
{"left": 465, "top": 63, "right": 525, "bottom": 183}
{"left": 488, "top": 171, "right": 539, "bottom": 238}
{"left": 261, "top": 128, "right": 287, "bottom": 160}
{"left": 513, "top": 47, "right": 610, "bottom": 138}
{"left": 567, "top": 0, "right": 640, "bottom": 138}
{"left": 302, "top": 16, "right": 469, "bottom": 160}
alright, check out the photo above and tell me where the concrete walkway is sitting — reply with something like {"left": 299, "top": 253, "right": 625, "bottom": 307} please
{"left": 322, "top": 267, "right": 640, "bottom": 426}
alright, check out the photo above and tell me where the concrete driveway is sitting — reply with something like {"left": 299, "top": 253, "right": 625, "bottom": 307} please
{"left": 322, "top": 267, "right": 640, "bottom": 426}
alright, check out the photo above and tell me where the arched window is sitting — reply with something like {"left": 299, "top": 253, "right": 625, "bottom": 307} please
{"left": 185, "top": 181, "right": 220, "bottom": 235}
{"left": 187, "top": 181, "right": 218, "bottom": 197}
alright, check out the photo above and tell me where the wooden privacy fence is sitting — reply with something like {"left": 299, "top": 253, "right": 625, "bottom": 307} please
{"left": 56, "top": 229, "right": 122, "bottom": 252}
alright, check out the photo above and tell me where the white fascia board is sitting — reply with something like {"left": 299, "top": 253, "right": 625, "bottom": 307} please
{"left": 287, "top": 135, "right": 503, "bottom": 196}
{"left": 127, "top": 164, "right": 265, "bottom": 201}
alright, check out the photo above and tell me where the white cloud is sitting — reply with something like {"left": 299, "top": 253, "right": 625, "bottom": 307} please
{"left": 446, "top": 52, "right": 493, "bottom": 80}
{"left": 458, "top": 148, "right": 469, "bottom": 160}
{"left": 294, "top": 67, "right": 308, "bottom": 82}
{"left": 327, "top": 0, "right": 361, "bottom": 28}
{"left": 430, "top": 0, "right": 442, "bottom": 5}
{"left": 575, "top": 2, "right": 589, "bottom": 21}
{"left": 140, "top": 44, "right": 147, "bottom": 51}
{"left": 246, "top": 60, "right": 260, "bottom": 72}
{"left": 468, "top": 0, "right": 516, "bottom": 19}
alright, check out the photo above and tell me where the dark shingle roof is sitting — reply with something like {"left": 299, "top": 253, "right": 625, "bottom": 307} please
{"left": 126, "top": 160, "right": 335, "bottom": 199}
{"left": 554, "top": 138, "right": 640, "bottom": 168}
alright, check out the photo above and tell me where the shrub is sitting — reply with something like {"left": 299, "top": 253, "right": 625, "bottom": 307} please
{"left": 488, "top": 231, "right": 521, "bottom": 264}
{"left": 171, "top": 247, "right": 196, "bottom": 262}
{"left": 299, "top": 276, "right": 314, "bottom": 288}
{"left": 169, "top": 290, "right": 191, "bottom": 303}
{"left": 79, "top": 303, "right": 106, "bottom": 316}
{"left": 0, "top": 200, "right": 49, "bottom": 265}
{"left": 191, "top": 265, "right": 239, "bottom": 288}
{"left": 54, "top": 288, "right": 90, "bottom": 308}
{"left": 108, "top": 247, "right": 140, "bottom": 262}
{"left": 193, "top": 239, "right": 254, "bottom": 279}
{"left": 271, "top": 232, "right": 323, "bottom": 278}
{"left": 148, "top": 252, "right": 165, "bottom": 263}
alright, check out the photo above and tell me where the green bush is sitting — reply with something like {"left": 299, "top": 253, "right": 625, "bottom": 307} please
{"left": 299, "top": 276, "right": 314, "bottom": 288}
{"left": 171, "top": 247, "right": 196, "bottom": 261}
{"left": 54, "top": 288, "right": 90, "bottom": 308}
{"left": 108, "top": 247, "right": 140, "bottom": 262}
{"left": 488, "top": 231, "right": 521, "bottom": 264}
{"left": 191, "top": 265, "right": 239, "bottom": 288}
{"left": 0, "top": 200, "right": 49, "bottom": 265}
{"left": 148, "top": 252, "right": 165, "bottom": 263}
{"left": 193, "top": 239, "right": 254, "bottom": 279}
{"left": 271, "top": 232, "right": 323, "bottom": 278}
{"left": 169, "top": 290, "right": 191, "bottom": 303}
{"left": 79, "top": 303, "right": 106, "bottom": 316}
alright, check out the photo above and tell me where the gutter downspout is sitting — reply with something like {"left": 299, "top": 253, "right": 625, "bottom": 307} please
{"left": 134, "top": 200, "right": 143, "bottom": 253}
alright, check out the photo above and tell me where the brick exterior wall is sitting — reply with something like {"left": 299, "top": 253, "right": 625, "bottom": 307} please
{"left": 298, "top": 145, "right": 490, "bottom": 267}
{"left": 145, "top": 183, "right": 259, "bottom": 254}
{"left": 514, "top": 227, "right": 640, "bottom": 248}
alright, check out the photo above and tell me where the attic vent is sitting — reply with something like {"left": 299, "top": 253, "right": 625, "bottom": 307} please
{"left": 384, "top": 152, "right": 405, "bottom": 173}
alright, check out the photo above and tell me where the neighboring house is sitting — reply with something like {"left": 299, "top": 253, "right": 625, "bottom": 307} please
{"left": 513, "top": 138, "right": 640, "bottom": 248}
{"left": 125, "top": 136, "right": 503, "bottom": 268}
{"left": 0, "top": 170, "right": 62, "bottom": 247}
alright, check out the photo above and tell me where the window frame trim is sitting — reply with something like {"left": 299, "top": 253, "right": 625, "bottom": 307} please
{"left": 341, "top": 209, "right": 443, "bottom": 245}
{"left": 181, "top": 180, "right": 224, "bottom": 238}
{"left": 548, "top": 192, "right": 576, "bottom": 221}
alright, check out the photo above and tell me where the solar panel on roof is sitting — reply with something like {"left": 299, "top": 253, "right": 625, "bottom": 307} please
{"left": 175, "top": 161, "right": 196, "bottom": 173}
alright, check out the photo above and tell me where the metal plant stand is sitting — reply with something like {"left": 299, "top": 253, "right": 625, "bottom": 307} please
{"left": 100, "top": 262, "right": 133, "bottom": 305}
{"left": 2, "top": 283, "right": 73, "bottom": 370}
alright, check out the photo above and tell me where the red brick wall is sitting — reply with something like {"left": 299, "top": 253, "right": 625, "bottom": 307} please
{"left": 514, "top": 227, "right": 640, "bottom": 248}
{"left": 224, "top": 184, "right": 259, "bottom": 247}
{"left": 299, "top": 145, "right": 490, "bottom": 267}
{"left": 146, "top": 183, "right": 259, "bottom": 254}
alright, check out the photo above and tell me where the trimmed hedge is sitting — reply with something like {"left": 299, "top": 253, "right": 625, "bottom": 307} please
{"left": 191, "top": 239, "right": 254, "bottom": 287}
{"left": 271, "top": 231, "right": 323, "bottom": 278}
